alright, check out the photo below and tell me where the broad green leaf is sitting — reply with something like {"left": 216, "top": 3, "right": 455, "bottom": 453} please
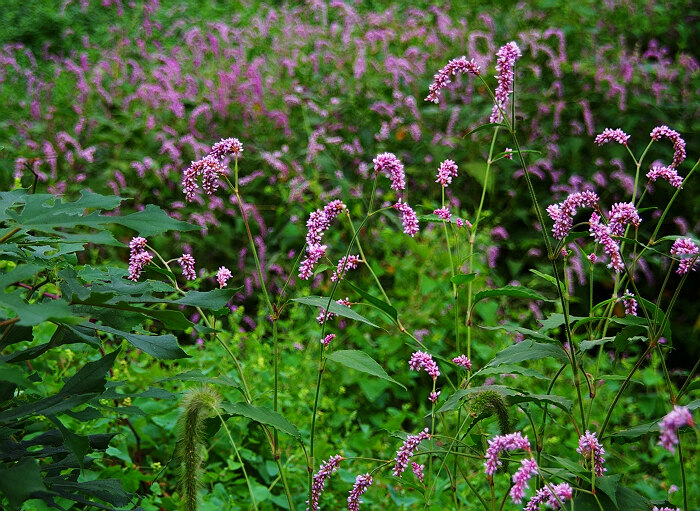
{"left": 509, "top": 392, "right": 572, "bottom": 412}
{"left": 609, "top": 421, "right": 659, "bottom": 444}
{"left": 88, "top": 324, "right": 189, "bottom": 360}
{"left": 481, "top": 323, "right": 555, "bottom": 343}
{"left": 51, "top": 416, "right": 90, "bottom": 470}
{"left": 50, "top": 479, "right": 133, "bottom": 507}
{"left": 173, "top": 288, "right": 239, "bottom": 309}
{"left": 579, "top": 337, "right": 615, "bottom": 351}
{"left": 292, "top": 296, "right": 379, "bottom": 328}
{"left": 541, "top": 454, "right": 590, "bottom": 479}
{"left": 463, "top": 122, "right": 506, "bottom": 137}
{"left": 0, "top": 458, "right": 47, "bottom": 510}
{"left": 473, "top": 364, "right": 548, "bottom": 380}
{"left": 473, "top": 286, "right": 551, "bottom": 309}
{"left": 484, "top": 340, "right": 568, "bottom": 368}
{"left": 529, "top": 269, "right": 561, "bottom": 289}
{"left": 0, "top": 360, "right": 36, "bottom": 389}
{"left": 572, "top": 485, "right": 653, "bottom": 511}
{"left": 0, "top": 392, "right": 96, "bottom": 424}
{"left": 60, "top": 350, "right": 119, "bottom": 396}
{"left": 450, "top": 273, "right": 477, "bottom": 285}
{"left": 220, "top": 402, "right": 301, "bottom": 441}
{"left": 463, "top": 162, "right": 494, "bottom": 194}
{"left": 596, "top": 474, "right": 622, "bottom": 508}
{"left": 326, "top": 350, "right": 406, "bottom": 390}
{"left": 116, "top": 204, "right": 198, "bottom": 236}
{"left": 0, "top": 292, "right": 77, "bottom": 326}
{"left": 347, "top": 281, "right": 398, "bottom": 323}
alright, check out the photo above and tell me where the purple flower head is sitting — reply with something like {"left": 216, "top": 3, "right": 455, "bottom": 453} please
{"left": 347, "top": 473, "right": 373, "bottom": 511}
{"left": 307, "top": 454, "right": 343, "bottom": 511}
{"left": 409, "top": 351, "right": 440, "bottom": 381}
{"left": 577, "top": 430, "right": 607, "bottom": 477}
{"left": 608, "top": 202, "right": 641, "bottom": 236}
{"left": 650, "top": 125, "right": 686, "bottom": 168}
{"left": 504, "top": 147, "right": 514, "bottom": 160}
{"left": 178, "top": 253, "right": 196, "bottom": 280}
{"left": 128, "top": 236, "right": 151, "bottom": 281}
{"left": 373, "top": 152, "right": 405, "bottom": 191}
{"left": 435, "top": 159, "right": 459, "bottom": 187}
{"left": 484, "top": 432, "right": 531, "bottom": 476}
{"left": 622, "top": 289, "right": 637, "bottom": 316}
{"left": 670, "top": 237, "right": 699, "bottom": 275}
{"left": 299, "top": 244, "right": 327, "bottom": 281}
{"left": 182, "top": 155, "right": 228, "bottom": 202}
{"left": 594, "top": 128, "right": 630, "bottom": 146}
{"left": 411, "top": 462, "right": 425, "bottom": 483}
{"left": 299, "top": 200, "right": 347, "bottom": 280}
{"left": 429, "top": 390, "right": 440, "bottom": 403}
{"left": 647, "top": 165, "right": 683, "bottom": 189}
{"left": 589, "top": 212, "right": 624, "bottom": 272}
{"left": 331, "top": 255, "right": 361, "bottom": 282}
{"left": 210, "top": 137, "right": 243, "bottom": 160}
{"left": 524, "top": 483, "right": 573, "bottom": 511}
{"left": 317, "top": 298, "right": 352, "bottom": 324}
{"left": 392, "top": 428, "right": 431, "bottom": 477}
{"left": 652, "top": 507, "right": 681, "bottom": 511}
{"left": 547, "top": 191, "right": 599, "bottom": 240}
{"left": 216, "top": 266, "right": 232, "bottom": 288}
{"left": 393, "top": 199, "right": 419, "bottom": 237}
{"left": 658, "top": 405, "right": 694, "bottom": 453}
{"left": 490, "top": 42, "right": 522, "bottom": 123}
{"left": 426, "top": 56, "right": 481, "bottom": 103}
{"left": 510, "top": 458, "right": 539, "bottom": 503}
{"left": 321, "top": 334, "right": 336, "bottom": 347}
{"left": 433, "top": 207, "right": 452, "bottom": 220}
{"left": 452, "top": 355, "right": 472, "bottom": 370}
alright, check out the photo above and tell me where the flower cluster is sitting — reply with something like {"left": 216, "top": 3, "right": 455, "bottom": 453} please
{"left": 577, "top": 430, "right": 607, "bottom": 477}
{"left": 299, "top": 200, "right": 347, "bottom": 280}
{"left": 178, "top": 253, "right": 196, "bottom": 280}
{"left": 392, "top": 428, "right": 431, "bottom": 477}
{"left": 608, "top": 202, "right": 641, "bottom": 236}
{"left": 594, "top": 128, "right": 630, "bottom": 146}
{"left": 650, "top": 125, "right": 686, "bottom": 168}
{"left": 331, "top": 255, "right": 362, "bottom": 282}
{"left": 316, "top": 298, "right": 352, "bottom": 324}
{"left": 647, "top": 165, "right": 683, "bottom": 189}
{"left": 433, "top": 207, "right": 452, "bottom": 220}
{"left": 373, "top": 152, "right": 406, "bottom": 191}
{"left": 347, "top": 473, "right": 373, "bottom": 511}
{"left": 128, "top": 236, "right": 152, "bottom": 281}
{"left": 216, "top": 266, "right": 232, "bottom": 288}
{"left": 409, "top": 351, "right": 440, "bottom": 380}
{"left": 425, "top": 56, "right": 480, "bottom": 103}
{"left": 452, "top": 355, "right": 472, "bottom": 370}
{"left": 589, "top": 212, "right": 624, "bottom": 272}
{"left": 320, "top": 334, "right": 336, "bottom": 347}
{"left": 210, "top": 137, "right": 243, "bottom": 160}
{"left": 547, "top": 191, "right": 599, "bottom": 240}
{"left": 393, "top": 199, "right": 419, "bottom": 237}
{"left": 670, "top": 237, "right": 699, "bottom": 275}
{"left": 435, "top": 159, "right": 459, "bottom": 187}
{"left": 484, "top": 432, "right": 531, "bottom": 475}
{"left": 622, "top": 289, "right": 637, "bottom": 316}
{"left": 658, "top": 405, "right": 694, "bottom": 453}
{"left": 652, "top": 507, "right": 681, "bottom": 511}
{"left": 307, "top": 454, "right": 343, "bottom": 511}
{"left": 490, "top": 41, "right": 522, "bottom": 123}
{"left": 411, "top": 462, "right": 425, "bottom": 482}
{"left": 523, "top": 483, "right": 573, "bottom": 511}
{"left": 510, "top": 458, "right": 539, "bottom": 503}
{"left": 183, "top": 153, "right": 228, "bottom": 202}
{"left": 504, "top": 147, "right": 514, "bottom": 160}
{"left": 429, "top": 391, "right": 440, "bottom": 403}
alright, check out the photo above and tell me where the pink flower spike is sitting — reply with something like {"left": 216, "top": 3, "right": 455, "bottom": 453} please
{"left": 594, "top": 128, "right": 630, "bottom": 146}
{"left": 652, "top": 507, "right": 681, "bottom": 511}
{"left": 373, "top": 152, "right": 406, "bottom": 191}
{"left": 429, "top": 390, "right": 440, "bottom": 403}
{"left": 577, "top": 430, "right": 607, "bottom": 477}
{"left": 547, "top": 191, "right": 599, "bottom": 240}
{"left": 411, "top": 462, "right": 425, "bottom": 483}
{"left": 307, "top": 454, "right": 343, "bottom": 511}
{"left": 393, "top": 199, "right": 419, "bottom": 237}
{"left": 670, "top": 237, "right": 699, "bottom": 275}
{"left": 608, "top": 202, "right": 641, "bottom": 236}
{"left": 658, "top": 405, "right": 694, "bottom": 453}
{"left": 321, "top": 334, "right": 336, "bottom": 347}
{"left": 452, "top": 355, "right": 472, "bottom": 370}
{"left": 210, "top": 137, "right": 243, "bottom": 160}
{"left": 426, "top": 56, "right": 481, "bottom": 103}
{"left": 484, "top": 432, "right": 531, "bottom": 475}
{"left": 435, "top": 159, "right": 459, "bottom": 187}
{"left": 178, "top": 253, "right": 196, "bottom": 280}
{"left": 622, "top": 289, "right": 637, "bottom": 316}
{"left": 524, "top": 483, "right": 573, "bottom": 511}
{"left": 347, "top": 473, "right": 373, "bottom": 511}
{"left": 392, "top": 429, "right": 430, "bottom": 477}
{"left": 647, "top": 165, "right": 683, "bottom": 189}
{"left": 216, "top": 266, "right": 232, "bottom": 288}
{"left": 128, "top": 236, "right": 151, "bottom": 281}
{"left": 409, "top": 351, "right": 440, "bottom": 381}
{"left": 589, "top": 212, "right": 624, "bottom": 273}
{"left": 331, "top": 255, "right": 361, "bottom": 282}
{"left": 650, "top": 125, "right": 686, "bottom": 168}
{"left": 510, "top": 458, "right": 539, "bottom": 503}
{"left": 490, "top": 42, "right": 522, "bottom": 123}
{"left": 433, "top": 207, "right": 451, "bottom": 220}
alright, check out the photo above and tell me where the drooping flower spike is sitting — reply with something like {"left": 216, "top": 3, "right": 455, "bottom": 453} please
{"left": 650, "top": 125, "right": 686, "bottom": 168}
{"left": 594, "top": 128, "right": 630, "bottom": 146}
{"left": 307, "top": 454, "right": 343, "bottom": 511}
{"left": 547, "top": 190, "right": 599, "bottom": 240}
{"left": 484, "top": 431, "right": 532, "bottom": 476}
{"left": 409, "top": 351, "right": 440, "bottom": 381}
{"left": 647, "top": 165, "right": 683, "bottom": 189}
{"left": 392, "top": 428, "right": 431, "bottom": 477}
{"left": 510, "top": 458, "right": 539, "bottom": 503}
{"left": 435, "top": 159, "right": 459, "bottom": 187}
{"left": 658, "top": 405, "right": 694, "bottom": 453}
{"left": 425, "top": 56, "right": 481, "bottom": 103}
{"left": 178, "top": 253, "right": 196, "bottom": 280}
{"left": 393, "top": 199, "right": 419, "bottom": 237}
{"left": 670, "top": 238, "right": 699, "bottom": 275}
{"left": 347, "top": 473, "right": 373, "bottom": 511}
{"left": 577, "top": 430, "right": 607, "bottom": 477}
{"left": 128, "top": 236, "right": 152, "bottom": 281}
{"left": 523, "top": 483, "right": 573, "bottom": 511}
{"left": 373, "top": 152, "right": 406, "bottom": 191}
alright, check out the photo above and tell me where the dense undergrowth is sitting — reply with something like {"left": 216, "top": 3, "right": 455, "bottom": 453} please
{"left": 0, "top": 1, "right": 698, "bottom": 510}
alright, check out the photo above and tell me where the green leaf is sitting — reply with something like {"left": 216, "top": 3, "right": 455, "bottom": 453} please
{"left": 220, "top": 402, "right": 301, "bottom": 441}
{"left": 173, "top": 289, "right": 239, "bottom": 309}
{"left": 0, "top": 360, "right": 36, "bottom": 389}
{"left": 60, "top": 350, "right": 119, "bottom": 396}
{"left": 0, "top": 458, "right": 47, "bottom": 510}
{"left": 609, "top": 421, "right": 659, "bottom": 444}
{"left": 596, "top": 474, "right": 622, "bottom": 508}
{"left": 463, "top": 122, "right": 506, "bottom": 138}
{"left": 529, "top": 269, "right": 562, "bottom": 289}
{"left": 159, "top": 369, "right": 239, "bottom": 387}
{"left": 51, "top": 416, "right": 90, "bottom": 470}
{"left": 540, "top": 454, "right": 590, "bottom": 479}
{"left": 463, "top": 162, "right": 494, "bottom": 194}
{"left": 481, "top": 323, "right": 555, "bottom": 343}
{"left": 326, "top": 350, "right": 406, "bottom": 390}
{"left": 292, "top": 296, "right": 379, "bottom": 328}
{"left": 347, "top": 281, "right": 398, "bottom": 323}
{"left": 473, "top": 286, "right": 551, "bottom": 309}
{"left": 450, "top": 273, "right": 477, "bottom": 285}
{"left": 509, "top": 392, "right": 572, "bottom": 413}
{"left": 88, "top": 324, "right": 189, "bottom": 360}
{"left": 572, "top": 485, "right": 652, "bottom": 511}
{"left": 473, "top": 364, "right": 548, "bottom": 380}
{"left": 579, "top": 337, "right": 615, "bottom": 351}
{"left": 116, "top": 204, "right": 198, "bottom": 236}
{"left": 484, "top": 340, "right": 568, "bottom": 368}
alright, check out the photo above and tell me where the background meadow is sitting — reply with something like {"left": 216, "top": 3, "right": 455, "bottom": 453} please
{"left": 0, "top": 0, "right": 698, "bottom": 510}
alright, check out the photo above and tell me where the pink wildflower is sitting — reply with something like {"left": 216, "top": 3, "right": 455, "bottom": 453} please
{"left": 409, "top": 351, "right": 440, "bottom": 381}
{"left": 321, "top": 334, "right": 336, "bottom": 347}
{"left": 652, "top": 507, "right": 680, "bottom": 511}
{"left": 484, "top": 432, "right": 531, "bottom": 475}
{"left": 490, "top": 42, "right": 522, "bottom": 123}
{"left": 577, "top": 430, "right": 607, "bottom": 477}
{"left": 347, "top": 473, "right": 373, "bottom": 511}
{"left": 658, "top": 405, "right": 694, "bottom": 453}
{"left": 547, "top": 191, "right": 599, "bottom": 240}
{"left": 182, "top": 155, "right": 228, "bottom": 201}
{"left": 426, "top": 56, "right": 481, "bottom": 103}
{"left": 429, "top": 390, "right": 440, "bottom": 403}
{"left": 594, "top": 128, "right": 630, "bottom": 146}
{"left": 452, "top": 355, "right": 472, "bottom": 370}
{"left": 317, "top": 298, "right": 352, "bottom": 324}
{"left": 216, "top": 266, "right": 232, "bottom": 288}
{"left": 435, "top": 159, "right": 459, "bottom": 187}
{"left": 299, "top": 200, "right": 347, "bottom": 280}
{"left": 392, "top": 429, "right": 430, "bottom": 477}
{"left": 622, "top": 290, "right": 637, "bottom": 316}
{"left": 433, "top": 207, "right": 452, "bottom": 220}
{"left": 331, "top": 255, "right": 361, "bottom": 282}
{"left": 411, "top": 462, "right": 425, "bottom": 483}
{"left": 393, "top": 199, "right": 419, "bottom": 237}
{"left": 588, "top": 253, "right": 597, "bottom": 263}
{"left": 178, "top": 253, "right": 197, "bottom": 280}
{"left": 307, "top": 454, "right": 343, "bottom": 511}
{"left": 589, "top": 212, "right": 624, "bottom": 272}
{"left": 647, "top": 165, "right": 683, "bottom": 189}
{"left": 608, "top": 202, "right": 641, "bottom": 236}
{"left": 128, "top": 236, "right": 151, "bottom": 281}
{"left": 670, "top": 237, "right": 699, "bottom": 275}
{"left": 523, "top": 483, "right": 573, "bottom": 511}
{"left": 210, "top": 137, "right": 243, "bottom": 160}
{"left": 373, "top": 152, "right": 406, "bottom": 191}
{"left": 504, "top": 147, "right": 514, "bottom": 160}
{"left": 510, "top": 458, "right": 539, "bottom": 503}
{"left": 650, "top": 125, "right": 686, "bottom": 168}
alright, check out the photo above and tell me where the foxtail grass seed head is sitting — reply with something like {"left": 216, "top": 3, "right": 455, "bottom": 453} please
{"left": 307, "top": 454, "right": 343, "bottom": 511}
{"left": 577, "top": 430, "right": 607, "bottom": 477}
{"left": 216, "top": 266, "right": 232, "bottom": 288}
{"left": 670, "top": 237, "right": 699, "bottom": 275}
{"left": 347, "top": 473, "right": 373, "bottom": 511}
{"left": 490, "top": 41, "right": 522, "bottom": 123}
{"left": 392, "top": 429, "right": 431, "bottom": 477}
{"left": 426, "top": 56, "right": 481, "bottom": 103}
{"left": 594, "top": 128, "right": 630, "bottom": 146}
{"left": 484, "top": 432, "right": 531, "bottom": 475}
{"left": 658, "top": 405, "right": 694, "bottom": 453}
{"left": 178, "top": 253, "right": 196, "bottom": 280}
